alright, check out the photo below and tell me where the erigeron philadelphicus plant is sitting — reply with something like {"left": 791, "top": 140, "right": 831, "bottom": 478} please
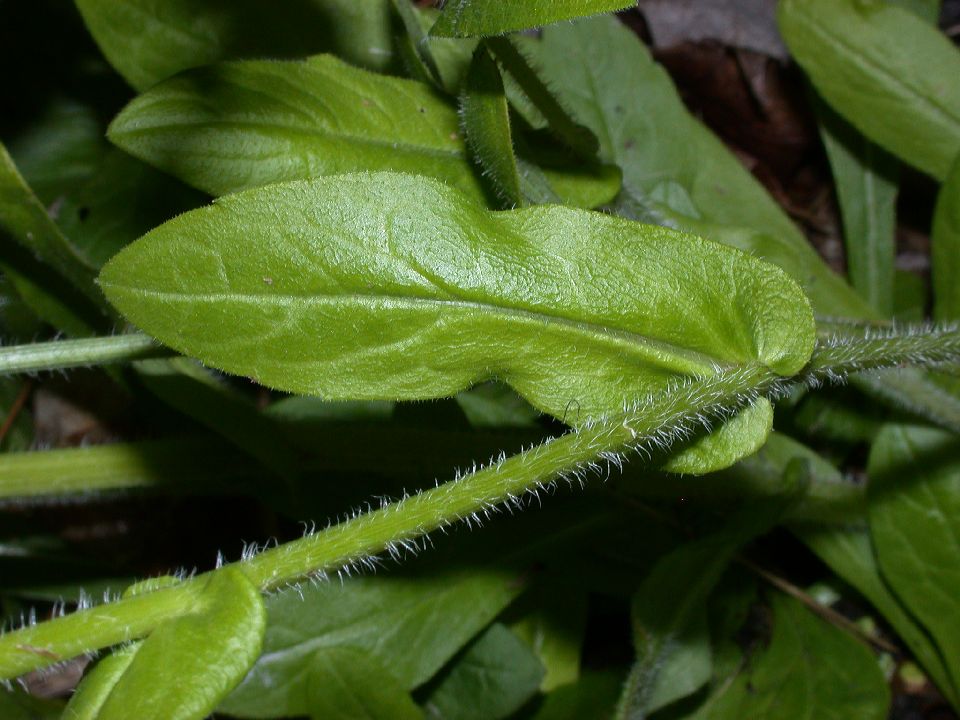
{"left": 1, "top": 0, "right": 960, "bottom": 718}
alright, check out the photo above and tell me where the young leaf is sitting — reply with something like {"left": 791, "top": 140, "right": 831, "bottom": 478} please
{"left": 684, "top": 594, "right": 890, "bottom": 719}
{"left": 430, "top": 0, "right": 633, "bottom": 38}
{"left": 218, "top": 568, "right": 522, "bottom": 718}
{"left": 98, "top": 172, "right": 815, "bottom": 427}
{"left": 306, "top": 647, "right": 423, "bottom": 720}
{"left": 75, "top": 0, "right": 397, "bottom": 91}
{"left": 64, "top": 568, "right": 266, "bottom": 720}
{"left": 868, "top": 424, "right": 960, "bottom": 695}
{"left": 107, "top": 55, "right": 487, "bottom": 202}
{"left": 460, "top": 46, "right": 526, "bottom": 206}
{"left": 933, "top": 155, "right": 960, "bottom": 321}
{"left": 778, "top": 0, "right": 960, "bottom": 181}
{"left": 817, "top": 101, "right": 898, "bottom": 315}
{"left": 422, "top": 623, "right": 545, "bottom": 720}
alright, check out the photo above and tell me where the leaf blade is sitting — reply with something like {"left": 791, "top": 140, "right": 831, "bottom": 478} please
{"left": 430, "top": 0, "right": 633, "bottom": 38}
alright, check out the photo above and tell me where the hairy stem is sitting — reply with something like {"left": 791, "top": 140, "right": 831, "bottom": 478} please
{"left": 0, "top": 333, "right": 172, "bottom": 375}
{"left": 1, "top": 326, "right": 959, "bottom": 680}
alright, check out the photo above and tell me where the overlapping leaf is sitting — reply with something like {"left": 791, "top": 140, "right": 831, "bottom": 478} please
{"left": 933, "top": 156, "right": 960, "bottom": 320}
{"left": 99, "top": 172, "right": 815, "bottom": 430}
{"left": 779, "top": 0, "right": 960, "bottom": 181}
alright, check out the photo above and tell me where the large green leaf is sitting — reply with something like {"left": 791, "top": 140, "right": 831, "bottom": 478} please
{"left": 64, "top": 568, "right": 265, "bottom": 720}
{"left": 430, "top": 0, "right": 633, "bottom": 38}
{"left": 218, "top": 567, "right": 522, "bottom": 718}
{"left": 683, "top": 594, "right": 889, "bottom": 719}
{"left": 75, "top": 0, "right": 397, "bottom": 91}
{"left": 817, "top": 101, "right": 898, "bottom": 315}
{"left": 422, "top": 623, "right": 545, "bottom": 720}
{"left": 99, "top": 172, "right": 814, "bottom": 428}
{"left": 868, "top": 424, "right": 960, "bottom": 694}
{"left": 527, "top": 17, "right": 872, "bottom": 320}
{"left": 107, "top": 55, "right": 487, "bottom": 202}
{"left": 779, "top": 0, "right": 960, "bottom": 181}
{"left": 933, "top": 155, "right": 960, "bottom": 321}
{"left": 306, "top": 647, "right": 423, "bottom": 720}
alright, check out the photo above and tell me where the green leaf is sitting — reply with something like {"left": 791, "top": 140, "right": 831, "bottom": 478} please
{"left": 887, "top": 0, "right": 941, "bottom": 22}
{"left": 99, "top": 172, "right": 815, "bottom": 430}
{"left": 683, "top": 594, "right": 890, "bottom": 720}
{"left": 778, "top": 0, "right": 960, "bottom": 181}
{"left": 796, "top": 523, "right": 959, "bottom": 707}
{"left": 218, "top": 567, "right": 522, "bottom": 718}
{"left": 527, "top": 17, "right": 873, "bottom": 319}
{"left": 65, "top": 568, "right": 265, "bottom": 720}
{"left": 430, "top": 0, "right": 633, "bottom": 38}
{"left": 511, "top": 590, "right": 587, "bottom": 692}
{"left": 0, "top": 687, "right": 62, "bottom": 720}
{"left": 616, "top": 493, "right": 799, "bottom": 719}
{"left": 75, "top": 0, "right": 397, "bottom": 91}
{"left": 423, "top": 623, "right": 544, "bottom": 720}
{"left": 107, "top": 55, "right": 487, "bottom": 202}
{"left": 528, "top": 672, "right": 623, "bottom": 720}
{"left": 933, "top": 155, "right": 960, "bottom": 321}
{"left": 0, "top": 143, "right": 108, "bottom": 334}
{"left": 817, "top": 101, "right": 898, "bottom": 315}
{"left": 460, "top": 46, "right": 526, "bottom": 206}
{"left": 307, "top": 647, "right": 423, "bottom": 720}
{"left": 867, "top": 424, "right": 960, "bottom": 696}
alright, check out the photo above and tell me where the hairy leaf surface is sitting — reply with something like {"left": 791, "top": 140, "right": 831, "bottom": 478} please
{"left": 76, "top": 0, "right": 397, "bottom": 91}
{"left": 779, "top": 0, "right": 960, "bottom": 181}
{"left": 430, "top": 0, "right": 633, "bottom": 38}
{"left": 99, "top": 172, "right": 815, "bottom": 425}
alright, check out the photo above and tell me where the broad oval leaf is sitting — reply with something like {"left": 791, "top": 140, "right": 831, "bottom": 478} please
{"left": 778, "top": 0, "right": 960, "bottom": 181}
{"left": 76, "top": 0, "right": 397, "bottom": 91}
{"left": 65, "top": 568, "right": 266, "bottom": 720}
{"left": 430, "top": 0, "right": 633, "bottom": 38}
{"left": 98, "top": 172, "right": 815, "bottom": 426}
{"left": 107, "top": 55, "right": 487, "bottom": 202}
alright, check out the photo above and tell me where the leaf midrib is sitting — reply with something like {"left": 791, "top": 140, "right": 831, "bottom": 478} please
{"left": 103, "top": 283, "right": 733, "bottom": 370}
{"left": 113, "top": 118, "right": 464, "bottom": 163}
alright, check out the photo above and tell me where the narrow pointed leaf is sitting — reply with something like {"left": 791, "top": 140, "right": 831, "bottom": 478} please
{"left": 779, "top": 0, "right": 960, "bottom": 181}
{"left": 460, "top": 47, "right": 526, "bottom": 206}
{"left": 99, "top": 172, "right": 815, "bottom": 427}
{"left": 817, "top": 101, "right": 898, "bottom": 315}
{"left": 107, "top": 55, "right": 487, "bottom": 201}
{"left": 76, "top": 0, "right": 396, "bottom": 91}
{"left": 933, "top": 155, "right": 960, "bottom": 321}
{"left": 430, "top": 0, "right": 633, "bottom": 38}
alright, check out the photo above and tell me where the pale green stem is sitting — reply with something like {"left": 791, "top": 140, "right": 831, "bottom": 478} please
{"left": 2, "top": 327, "right": 959, "bottom": 680}
{"left": 0, "top": 333, "right": 172, "bottom": 375}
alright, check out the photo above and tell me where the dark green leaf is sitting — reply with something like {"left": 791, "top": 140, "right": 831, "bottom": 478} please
{"left": 511, "top": 590, "right": 587, "bottom": 691}
{"left": 0, "top": 687, "right": 62, "bottom": 720}
{"left": 430, "top": 0, "right": 633, "bottom": 38}
{"left": 779, "top": 0, "right": 960, "bottom": 180}
{"left": 107, "top": 55, "right": 487, "bottom": 202}
{"left": 307, "top": 647, "right": 423, "bottom": 720}
{"left": 868, "top": 424, "right": 960, "bottom": 697}
{"left": 218, "top": 567, "right": 523, "bottom": 718}
{"left": 684, "top": 595, "right": 889, "bottom": 720}
{"left": 796, "top": 523, "right": 959, "bottom": 707}
{"left": 528, "top": 671, "right": 623, "bottom": 720}
{"left": 817, "top": 101, "right": 898, "bottom": 315}
{"left": 76, "top": 0, "right": 397, "bottom": 91}
{"left": 423, "top": 623, "right": 544, "bottom": 720}
{"left": 99, "top": 172, "right": 815, "bottom": 429}
{"left": 933, "top": 155, "right": 960, "bottom": 321}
